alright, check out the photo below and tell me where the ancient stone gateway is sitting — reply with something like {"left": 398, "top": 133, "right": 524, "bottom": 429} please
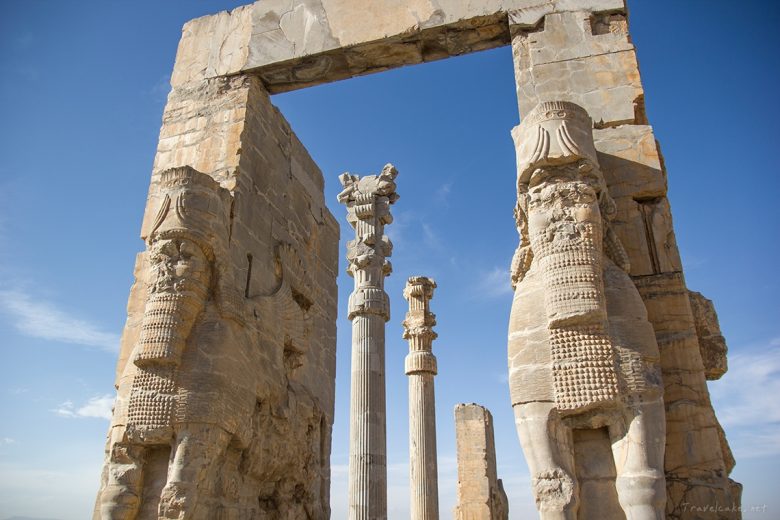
{"left": 94, "top": 0, "right": 739, "bottom": 518}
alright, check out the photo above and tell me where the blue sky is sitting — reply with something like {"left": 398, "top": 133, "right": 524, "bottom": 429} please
{"left": 0, "top": 1, "right": 778, "bottom": 519}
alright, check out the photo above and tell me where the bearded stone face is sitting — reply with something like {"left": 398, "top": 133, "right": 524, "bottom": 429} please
{"left": 134, "top": 237, "right": 211, "bottom": 367}
{"left": 524, "top": 161, "right": 608, "bottom": 328}
{"left": 148, "top": 238, "right": 210, "bottom": 298}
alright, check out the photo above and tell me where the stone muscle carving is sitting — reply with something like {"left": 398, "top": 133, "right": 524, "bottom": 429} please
{"left": 338, "top": 164, "right": 399, "bottom": 520}
{"left": 403, "top": 276, "right": 440, "bottom": 520}
{"left": 508, "top": 102, "right": 666, "bottom": 520}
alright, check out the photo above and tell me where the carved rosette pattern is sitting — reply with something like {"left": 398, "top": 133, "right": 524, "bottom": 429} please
{"left": 338, "top": 164, "right": 399, "bottom": 520}
{"left": 402, "top": 276, "right": 439, "bottom": 520}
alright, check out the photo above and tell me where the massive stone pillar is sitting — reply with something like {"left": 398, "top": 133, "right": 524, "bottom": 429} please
{"left": 508, "top": 6, "right": 740, "bottom": 518}
{"left": 402, "top": 276, "right": 440, "bottom": 520}
{"left": 95, "top": 20, "right": 339, "bottom": 518}
{"left": 338, "top": 164, "right": 399, "bottom": 520}
{"left": 454, "top": 404, "right": 508, "bottom": 520}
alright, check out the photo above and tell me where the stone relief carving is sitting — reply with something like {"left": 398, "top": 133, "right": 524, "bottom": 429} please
{"left": 97, "top": 165, "right": 333, "bottom": 519}
{"left": 99, "top": 166, "right": 234, "bottom": 519}
{"left": 508, "top": 102, "right": 666, "bottom": 520}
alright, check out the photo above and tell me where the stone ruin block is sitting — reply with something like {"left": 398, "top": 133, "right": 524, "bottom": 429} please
{"left": 454, "top": 404, "right": 509, "bottom": 520}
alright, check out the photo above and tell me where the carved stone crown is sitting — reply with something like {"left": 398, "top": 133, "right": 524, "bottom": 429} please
{"left": 148, "top": 166, "right": 232, "bottom": 259}
{"left": 512, "top": 101, "right": 600, "bottom": 187}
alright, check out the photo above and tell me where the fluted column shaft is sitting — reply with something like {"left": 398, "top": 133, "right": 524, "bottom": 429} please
{"left": 348, "top": 313, "right": 387, "bottom": 519}
{"left": 338, "top": 165, "right": 399, "bottom": 520}
{"left": 403, "top": 277, "right": 439, "bottom": 520}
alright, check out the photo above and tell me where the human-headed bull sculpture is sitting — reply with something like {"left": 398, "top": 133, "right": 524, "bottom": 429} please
{"left": 508, "top": 102, "right": 666, "bottom": 520}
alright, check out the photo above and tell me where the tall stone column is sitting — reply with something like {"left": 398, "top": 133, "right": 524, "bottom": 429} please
{"left": 338, "top": 164, "right": 399, "bottom": 520}
{"left": 402, "top": 277, "right": 439, "bottom": 520}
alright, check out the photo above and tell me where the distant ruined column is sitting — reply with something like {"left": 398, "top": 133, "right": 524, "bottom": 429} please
{"left": 454, "top": 404, "right": 508, "bottom": 520}
{"left": 403, "top": 277, "right": 440, "bottom": 520}
{"left": 338, "top": 164, "right": 399, "bottom": 520}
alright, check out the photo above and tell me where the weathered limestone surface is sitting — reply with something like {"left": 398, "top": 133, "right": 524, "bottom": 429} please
{"left": 338, "top": 165, "right": 399, "bottom": 520}
{"left": 172, "top": 0, "right": 624, "bottom": 92}
{"left": 509, "top": 7, "right": 740, "bottom": 518}
{"left": 96, "top": 69, "right": 339, "bottom": 518}
{"left": 403, "top": 277, "right": 440, "bottom": 520}
{"left": 511, "top": 10, "right": 643, "bottom": 127}
{"left": 508, "top": 101, "right": 667, "bottom": 520}
{"left": 688, "top": 290, "right": 728, "bottom": 380}
{"left": 454, "top": 404, "right": 508, "bottom": 520}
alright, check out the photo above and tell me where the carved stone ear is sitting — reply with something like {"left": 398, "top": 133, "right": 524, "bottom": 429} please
{"left": 516, "top": 192, "right": 529, "bottom": 216}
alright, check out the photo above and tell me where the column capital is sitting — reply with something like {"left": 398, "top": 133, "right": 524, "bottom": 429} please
{"left": 339, "top": 164, "right": 399, "bottom": 322}
{"left": 402, "top": 276, "right": 437, "bottom": 344}
{"left": 337, "top": 163, "right": 399, "bottom": 226}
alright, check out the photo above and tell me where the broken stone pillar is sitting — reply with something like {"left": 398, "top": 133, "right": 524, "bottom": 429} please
{"left": 509, "top": 6, "right": 740, "bottom": 517}
{"left": 454, "top": 404, "right": 508, "bottom": 520}
{"left": 402, "top": 276, "right": 440, "bottom": 520}
{"left": 338, "top": 164, "right": 399, "bottom": 520}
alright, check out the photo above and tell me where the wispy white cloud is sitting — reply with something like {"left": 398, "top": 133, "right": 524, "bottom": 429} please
{"left": 434, "top": 182, "right": 453, "bottom": 205}
{"left": 53, "top": 394, "right": 114, "bottom": 421}
{"left": 421, "top": 223, "right": 445, "bottom": 252}
{"left": 0, "top": 289, "right": 119, "bottom": 352}
{"left": 150, "top": 73, "right": 171, "bottom": 103}
{"left": 710, "top": 337, "right": 780, "bottom": 458}
{"left": 476, "top": 266, "right": 514, "bottom": 299}
{"left": 1, "top": 437, "right": 15, "bottom": 445}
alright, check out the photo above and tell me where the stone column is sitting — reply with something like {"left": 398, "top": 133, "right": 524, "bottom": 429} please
{"left": 402, "top": 277, "right": 439, "bottom": 520}
{"left": 454, "top": 404, "right": 508, "bottom": 520}
{"left": 338, "top": 164, "right": 399, "bottom": 520}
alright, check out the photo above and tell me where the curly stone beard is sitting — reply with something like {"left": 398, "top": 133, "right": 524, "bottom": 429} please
{"left": 128, "top": 238, "right": 210, "bottom": 441}
{"left": 526, "top": 176, "right": 619, "bottom": 413}
{"left": 134, "top": 238, "right": 210, "bottom": 368}
{"left": 527, "top": 180, "right": 606, "bottom": 328}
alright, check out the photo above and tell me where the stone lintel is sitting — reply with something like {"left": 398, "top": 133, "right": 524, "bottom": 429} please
{"left": 172, "top": 0, "right": 625, "bottom": 92}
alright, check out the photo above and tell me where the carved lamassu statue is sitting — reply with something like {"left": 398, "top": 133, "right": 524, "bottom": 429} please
{"left": 97, "top": 167, "right": 234, "bottom": 519}
{"left": 97, "top": 164, "right": 335, "bottom": 520}
{"left": 508, "top": 102, "right": 666, "bottom": 520}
